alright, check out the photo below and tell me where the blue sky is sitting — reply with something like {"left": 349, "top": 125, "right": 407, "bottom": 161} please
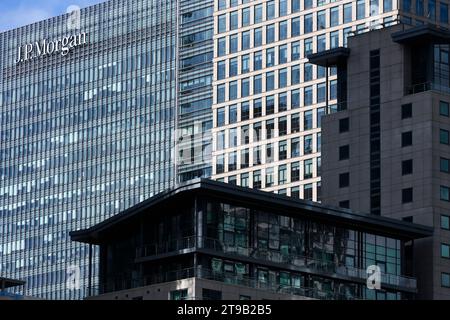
{"left": 0, "top": 0, "right": 106, "bottom": 32}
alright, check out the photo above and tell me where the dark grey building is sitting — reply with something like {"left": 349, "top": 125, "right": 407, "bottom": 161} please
{"left": 71, "top": 179, "right": 431, "bottom": 300}
{"left": 318, "top": 23, "right": 450, "bottom": 299}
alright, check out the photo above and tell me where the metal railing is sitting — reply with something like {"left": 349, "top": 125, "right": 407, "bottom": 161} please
{"left": 406, "top": 82, "right": 450, "bottom": 95}
{"left": 89, "top": 266, "right": 362, "bottom": 300}
{"left": 135, "top": 236, "right": 417, "bottom": 290}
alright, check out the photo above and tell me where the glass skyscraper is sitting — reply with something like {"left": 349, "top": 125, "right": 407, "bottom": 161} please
{"left": 0, "top": 0, "right": 178, "bottom": 299}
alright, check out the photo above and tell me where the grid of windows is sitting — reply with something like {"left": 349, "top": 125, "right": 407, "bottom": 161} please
{"left": 0, "top": 0, "right": 178, "bottom": 300}
{"left": 212, "top": 0, "right": 399, "bottom": 199}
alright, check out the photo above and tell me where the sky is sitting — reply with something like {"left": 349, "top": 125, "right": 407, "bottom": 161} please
{"left": 0, "top": 0, "right": 106, "bottom": 32}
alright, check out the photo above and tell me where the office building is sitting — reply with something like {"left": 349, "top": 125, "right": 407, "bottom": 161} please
{"left": 210, "top": 0, "right": 450, "bottom": 199}
{"left": 319, "top": 23, "right": 450, "bottom": 298}
{"left": 0, "top": 0, "right": 179, "bottom": 299}
{"left": 70, "top": 179, "right": 432, "bottom": 300}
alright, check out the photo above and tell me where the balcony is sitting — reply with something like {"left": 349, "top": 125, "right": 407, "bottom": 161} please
{"left": 135, "top": 236, "right": 417, "bottom": 291}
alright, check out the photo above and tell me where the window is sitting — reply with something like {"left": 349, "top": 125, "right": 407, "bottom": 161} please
{"left": 279, "top": 21, "right": 288, "bottom": 40}
{"left": 291, "top": 162, "right": 300, "bottom": 181}
{"left": 304, "top": 135, "right": 313, "bottom": 154}
{"left": 402, "top": 159, "right": 413, "bottom": 175}
{"left": 229, "top": 105, "right": 237, "bottom": 124}
{"left": 339, "top": 145, "right": 350, "bottom": 160}
{"left": 229, "top": 34, "right": 238, "bottom": 53}
{"left": 291, "top": 65, "right": 301, "bottom": 85}
{"left": 279, "top": 117, "right": 288, "bottom": 136}
{"left": 304, "top": 63, "right": 313, "bottom": 82}
{"left": 317, "top": 10, "right": 326, "bottom": 29}
{"left": 171, "top": 289, "right": 188, "bottom": 300}
{"left": 384, "top": 0, "right": 393, "bottom": 11}
{"left": 267, "top": 0, "right": 276, "bottom": 19}
{"left": 304, "top": 0, "right": 313, "bottom": 9}
{"left": 304, "top": 159, "right": 313, "bottom": 179}
{"left": 291, "top": 114, "right": 300, "bottom": 133}
{"left": 242, "top": 8, "right": 251, "bottom": 26}
{"left": 292, "top": 41, "right": 301, "bottom": 60}
{"left": 203, "top": 289, "right": 222, "bottom": 300}
{"left": 441, "top": 158, "right": 450, "bottom": 173}
{"left": 440, "top": 129, "right": 450, "bottom": 145}
{"left": 217, "top": 108, "right": 225, "bottom": 126}
{"left": 279, "top": 93, "right": 288, "bottom": 112}
{"left": 253, "top": 170, "right": 262, "bottom": 189}
{"left": 241, "top": 78, "right": 250, "bottom": 97}
{"left": 441, "top": 243, "right": 450, "bottom": 258}
{"left": 266, "top": 48, "right": 275, "bottom": 67}
{"left": 304, "top": 86, "right": 313, "bottom": 106}
{"left": 292, "top": 0, "right": 301, "bottom": 12}
{"left": 218, "top": 37, "right": 227, "bottom": 56}
{"left": 339, "top": 118, "right": 350, "bottom": 133}
{"left": 254, "top": 146, "right": 262, "bottom": 165}
{"left": 279, "top": 45, "right": 288, "bottom": 64}
{"left": 241, "top": 173, "right": 249, "bottom": 187}
{"left": 339, "top": 200, "right": 350, "bottom": 209}
{"left": 254, "top": 99, "right": 262, "bottom": 118}
{"left": 217, "top": 84, "right": 226, "bottom": 103}
{"left": 402, "top": 131, "right": 412, "bottom": 147}
{"left": 442, "top": 273, "right": 450, "bottom": 288}
{"left": 344, "top": 3, "right": 353, "bottom": 23}
{"left": 242, "top": 54, "right": 250, "bottom": 74}
{"left": 304, "top": 14, "right": 313, "bottom": 33}
{"left": 216, "top": 154, "right": 225, "bottom": 174}
{"left": 217, "top": 61, "right": 226, "bottom": 80}
{"left": 218, "top": 0, "right": 227, "bottom": 10}
{"left": 440, "top": 101, "right": 449, "bottom": 116}
{"left": 441, "top": 215, "right": 450, "bottom": 230}
{"left": 330, "top": 31, "right": 339, "bottom": 48}
{"left": 266, "top": 167, "right": 274, "bottom": 187}
{"left": 292, "top": 89, "right": 300, "bottom": 109}
{"left": 218, "top": 14, "right": 227, "bottom": 33}
{"left": 317, "top": 107, "right": 325, "bottom": 128}
{"left": 304, "top": 184, "right": 313, "bottom": 201}
{"left": 229, "top": 58, "right": 238, "bottom": 77}
{"left": 254, "top": 74, "right": 263, "bottom": 94}
{"left": 304, "top": 38, "right": 313, "bottom": 56}
{"left": 304, "top": 111, "right": 313, "bottom": 130}
{"left": 266, "top": 96, "right": 275, "bottom": 115}
{"left": 292, "top": 17, "right": 301, "bottom": 37}
{"left": 254, "top": 27, "right": 263, "bottom": 47}
{"left": 402, "top": 188, "right": 413, "bottom": 203}
{"left": 279, "top": 141, "right": 288, "bottom": 160}
{"left": 330, "top": 7, "right": 340, "bottom": 27}
{"left": 401, "top": 103, "right": 412, "bottom": 119}
{"left": 440, "top": 3, "right": 449, "bottom": 24}
{"left": 254, "top": 51, "right": 263, "bottom": 70}
{"left": 229, "top": 81, "right": 238, "bottom": 100}
{"left": 339, "top": 172, "right": 350, "bottom": 188}
{"left": 370, "top": 0, "right": 379, "bottom": 16}
{"left": 229, "top": 151, "right": 237, "bottom": 171}
{"left": 441, "top": 186, "right": 450, "bottom": 201}
{"left": 266, "top": 72, "right": 275, "bottom": 91}
{"left": 266, "top": 24, "right": 275, "bottom": 44}
{"left": 317, "top": 34, "right": 326, "bottom": 52}
{"left": 266, "top": 120, "right": 275, "bottom": 139}
{"left": 230, "top": 11, "right": 238, "bottom": 30}
{"left": 254, "top": 4, "right": 263, "bottom": 23}
{"left": 357, "top": 0, "right": 366, "bottom": 19}
{"left": 291, "top": 138, "right": 300, "bottom": 157}
{"left": 242, "top": 31, "right": 251, "bottom": 50}
{"left": 317, "top": 83, "right": 326, "bottom": 103}
{"left": 279, "top": 165, "right": 287, "bottom": 184}
{"left": 279, "top": 69, "right": 288, "bottom": 88}
{"left": 241, "top": 149, "right": 249, "bottom": 169}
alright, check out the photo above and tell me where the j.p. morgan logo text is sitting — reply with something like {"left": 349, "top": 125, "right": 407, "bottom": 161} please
{"left": 15, "top": 32, "right": 88, "bottom": 64}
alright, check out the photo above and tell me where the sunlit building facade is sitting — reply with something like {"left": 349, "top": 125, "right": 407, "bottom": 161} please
{"left": 211, "top": 0, "right": 450, "bottom": 198}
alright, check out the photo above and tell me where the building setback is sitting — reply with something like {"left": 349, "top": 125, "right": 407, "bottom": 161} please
{"left": 319, "top": 23, "right": 450, "bottom": 299}
{"left": 71, "top": 179, "right": 432, "bottom": 300}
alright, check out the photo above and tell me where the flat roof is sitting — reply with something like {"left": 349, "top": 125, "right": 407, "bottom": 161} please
{"left": 71, "top": 179, "right": 432, "bottom": 244}
{"left": 307, "top": 47, "right": 350, "bottom": 67}
{"left": 392, "top": 24, "right": 450, "bottom": 44}
{"left": 0, "top": 277, "right": 25, "bottom": 290}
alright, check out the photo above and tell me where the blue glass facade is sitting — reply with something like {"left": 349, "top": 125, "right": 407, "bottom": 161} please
{"left": 0, "top": 0, "right": 177, "bottom": 299}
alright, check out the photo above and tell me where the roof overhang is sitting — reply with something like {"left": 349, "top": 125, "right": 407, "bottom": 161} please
{"left": 392, "top": 24, "right": 450, "bottom": 44}
{"left": 0, "top": 277, "right": 25, "bottom": 289}
{"left": 307, "top": 47, "right": 350, "bottom": 67}
{"left": 70, "top": 179, "right": 433, "bottom": 245}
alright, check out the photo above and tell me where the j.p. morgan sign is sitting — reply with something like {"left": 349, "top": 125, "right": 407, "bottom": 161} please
{"left": 15, "top": 32, "right": 88, "bottom": 64}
